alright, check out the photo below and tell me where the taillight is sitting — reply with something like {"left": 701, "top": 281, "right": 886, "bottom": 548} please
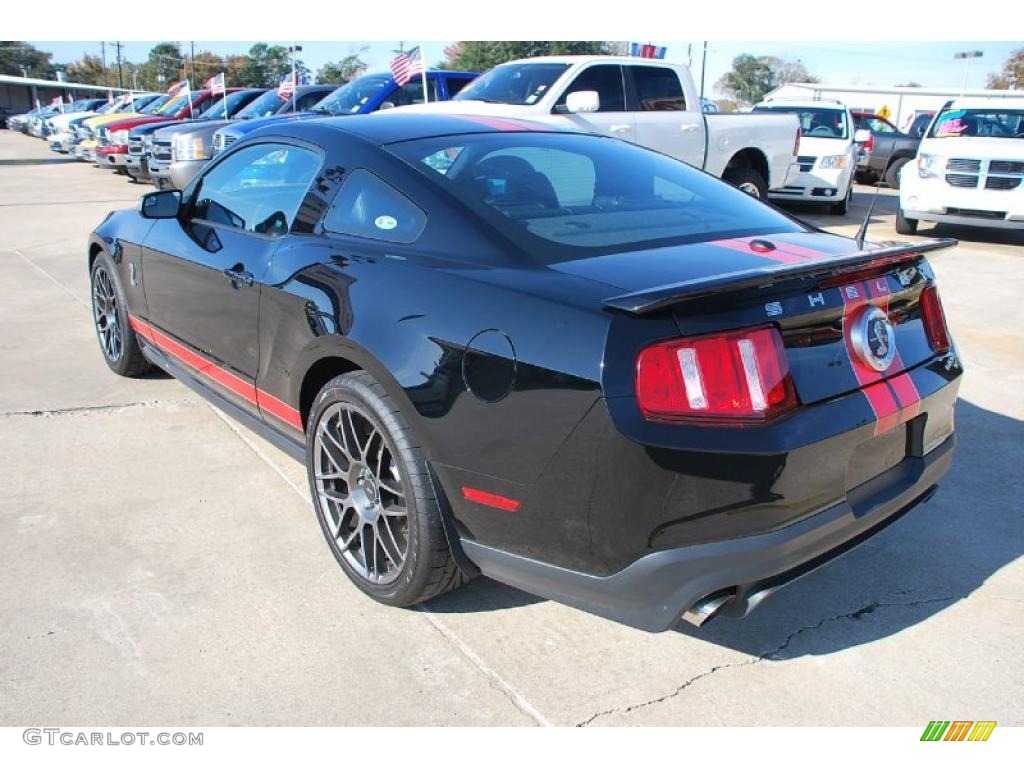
{"left": 864, "top": 133, "right": 874, "bottom": 153}
{"left": 793, "top": 126, "right": 801, "bottom": 158}
{"left": 636, "top": 326, "right": 798, "bottom": 425}
{"left": 919, "top": 284, "right": 950, "bottom": 353}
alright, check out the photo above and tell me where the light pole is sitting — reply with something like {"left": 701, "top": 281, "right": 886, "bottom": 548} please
{"left": 954, "top": 50, "right": 983, "bottom": 96}
{"left": 289, "top": 45, "right": 303, "bottom": 112}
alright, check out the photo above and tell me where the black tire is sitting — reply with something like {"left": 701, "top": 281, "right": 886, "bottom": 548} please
{"left": 829, "top": 183, "right": 852, "bottom": 215}
{"left": 723, "top": 167, "right": 768, "bottom": 200}
{"left": 884, "top": 157, "right": 911, "bottom": 189}
{"left": 895, "top": 203, "right": 919, "bottom": 235}
{"left": 90, "top": 251, "right": 152, "bottom": 377}
{"left": 307, "top": 371, "right": 468, "bottom": 607}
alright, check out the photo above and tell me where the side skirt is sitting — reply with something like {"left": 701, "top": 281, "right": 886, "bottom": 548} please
{"left": 139, "top": 341, "right": 306, "bottom": 464}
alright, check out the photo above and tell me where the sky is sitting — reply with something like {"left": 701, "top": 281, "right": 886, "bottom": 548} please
{"left": 28, "top": 40, "right": 1022, "bottom": 96}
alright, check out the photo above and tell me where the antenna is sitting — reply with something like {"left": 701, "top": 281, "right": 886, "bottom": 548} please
{"left": 854, "top": 116, "right": 902, "bottom": 250}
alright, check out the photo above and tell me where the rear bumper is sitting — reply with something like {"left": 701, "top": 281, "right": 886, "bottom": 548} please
{"left": 462, "top": 432, "right": 955, "bottom": 632}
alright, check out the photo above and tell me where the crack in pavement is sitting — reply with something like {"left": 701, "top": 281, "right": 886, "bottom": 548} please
{"left": 576, "top": 593, "right": 965, "bottom": 726}
{"left": 2, "top": 399, "right": 201, "bottom": 417}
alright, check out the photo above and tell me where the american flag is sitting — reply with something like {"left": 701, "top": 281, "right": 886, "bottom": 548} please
{"left": 50, "top": 96, "right": 61, "bottom": 108}
{"left": 167, "top": 80, "right": 190, "bottom": 98}
{"left": 204, "top": 73, "right": 226, "bottom": 96}
{"left": 278, "top": 73, "right": 296, "bottom": 102}
{"left": 390, "top": 46, "right": 423, "bottom": 87}
{"left": 66, "top": 93, "right": 73, "bottom": 103}
{"left": 107, "top": 90, "right": 114, "bottom": 103}
{"left": 120, "top": 92, "right": 133, "bottom": 105}
{"left": 629, "top": 43, "right": 667, "bottom": 60}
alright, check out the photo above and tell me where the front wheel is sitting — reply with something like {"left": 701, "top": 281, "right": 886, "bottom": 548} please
{"left": 829, "top": 184, "right": 852, "bottom": 215}
{"left": 307, "top": 371, "right": 468, "bottom": 606}
{"left": 895, "top": 203, "right": 919, "bottom": 235}
{"left": 723, "top": 167, "right": 768, "bottom": 200}
{"left": 90, "top": 251, "right": 152, "bottom": 377}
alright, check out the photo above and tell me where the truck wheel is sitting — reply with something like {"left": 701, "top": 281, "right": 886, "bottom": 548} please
{"left": 895, "top": 204, "right": 919, "bottom": 235}
{"left": 724, "top": 168, "right": 767, "bottom": 199}
{"left": 307, "top": 371, "right": 470, "bottom": 607}
{"left": 884, "top": 157, "right": 910, "bottom": 190}
{"left": 830, "top": 184, "right": 852, "bottom": 215}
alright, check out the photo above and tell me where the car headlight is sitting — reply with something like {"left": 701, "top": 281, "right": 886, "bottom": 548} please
{"left": 819, "top": 155, "right": 849, "bottom": 170}
{"left": 109, "top": 130, "right": 129, "bottom": 146}
{"left": 917, "top": 153, "right": 942, "bottom": 178}
{"left": 173, "top": 135, "right": 207, "bottom": 161}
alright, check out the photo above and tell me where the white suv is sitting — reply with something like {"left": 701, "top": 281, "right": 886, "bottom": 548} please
{"left": 898, "top": 98, "right": 1024, "bottom": 233}
{"left": 753, "top": 99, "right": 859, "bottom": 215}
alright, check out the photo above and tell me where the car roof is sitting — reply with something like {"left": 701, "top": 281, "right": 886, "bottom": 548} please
{"left": 756, "top": 99, "right": 847, "bottom": 110}
{"left": 944, "top": 98, "right": 1024, "bottom": 110}
{"left": 309, "top": 111, "right": 578, "bottom": 144}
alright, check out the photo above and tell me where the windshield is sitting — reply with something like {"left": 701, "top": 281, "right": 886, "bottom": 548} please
{"left": 454, "top": 62, "right": 568, "bottom": 105}
{"left": 140, "top": 95, "right": 172, "bottom": 114}
{"left": 313, "top": 74, "right": 393, "bottom": 115}
{"left": 387, "top": 132, "right": 803, "bottom": 260}
{"left": 928, "top": 108, "right": 1024, "bottom": 139}
{"left": 203, "top": 90, "right": 263, "bottom": 119}
{"left": 754, "top": 105, "right": 849, "bottom": 140}
{"left": 158, "top": 95, "right": 191, "bottom": 116}
{"left": 235, "top": 89, "right": 289, "bottom": 118}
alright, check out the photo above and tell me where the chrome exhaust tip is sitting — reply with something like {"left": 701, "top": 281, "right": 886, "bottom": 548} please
{"left": 680, "top": 592, "right": 734, "bottom": 627}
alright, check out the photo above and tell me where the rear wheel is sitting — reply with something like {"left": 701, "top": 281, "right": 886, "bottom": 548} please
{"left": 895, "top": 203, "right": 919, "bottom": 235}
{"left": 884, "top": 157, "right": 911, "bottom": 189}
{"left": 90, "top": 251, "right": 151, "bottom": 377}
{"left": 723, "top": 167, "right": 768, "bottom": 200}
{"left": 307, "top": 371, "right": 468, "bottom": 606}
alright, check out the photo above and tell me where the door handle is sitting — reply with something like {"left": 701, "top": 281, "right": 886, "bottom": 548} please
{"left": 223, "top": 267, "right": 253, "bottom": 287}
{"left": 680, "top": 123, "right": 699, "bottom": 132}
{"left": 609, "top": 124, "right": 631, "bottom": 133}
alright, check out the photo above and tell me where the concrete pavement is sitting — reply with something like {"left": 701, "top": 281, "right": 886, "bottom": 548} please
{"left": 0, "top": 129, "right": 1021, "bottom": 726}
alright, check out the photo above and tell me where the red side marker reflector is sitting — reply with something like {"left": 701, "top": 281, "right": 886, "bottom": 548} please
{"left": 461, "top": 487, "right": 521, "bottom": 512}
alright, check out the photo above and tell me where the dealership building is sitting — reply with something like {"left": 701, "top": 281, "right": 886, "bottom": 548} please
{"left": 1, "top": 74, "right": 128, "bottom": 115}
{"left": 763, "top": 82, "right": 1024, "bottom": 131}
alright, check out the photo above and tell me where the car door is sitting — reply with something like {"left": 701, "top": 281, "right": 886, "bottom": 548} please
{"left": 627, "top": 64, "right": 705, "bottom": 168}
{"left": 140, "top": 141, "right": 323, "bottom": 418}
{"left": 551, "top": 64, "right": 634, "bottom": 143}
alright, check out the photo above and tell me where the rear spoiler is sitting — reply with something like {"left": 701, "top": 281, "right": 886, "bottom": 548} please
{"left": 602, "top": 238, "right": 958, "bottom": 315}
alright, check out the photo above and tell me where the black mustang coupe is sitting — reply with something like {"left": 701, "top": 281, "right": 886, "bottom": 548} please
{"left": 88, "top": 112, "right": 961, "bottom": 631}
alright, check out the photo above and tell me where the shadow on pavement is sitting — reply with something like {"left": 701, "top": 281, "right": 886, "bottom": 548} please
{"left": 427, "top": 399, "right": 1023, "bottom": 657}
{"left": 0, "top": 157, "right": 79, "bottom": 166}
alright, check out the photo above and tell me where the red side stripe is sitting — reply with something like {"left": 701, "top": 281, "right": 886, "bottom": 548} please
{"left": 461, "top": 487, "right": 521, "bottom": 512}
{"left": 129, "top": 315, "right": 303, "bottom": 432}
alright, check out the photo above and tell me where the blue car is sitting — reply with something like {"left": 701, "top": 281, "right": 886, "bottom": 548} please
{"left": 211, "top": 70, "right": 478, "bottom": 155}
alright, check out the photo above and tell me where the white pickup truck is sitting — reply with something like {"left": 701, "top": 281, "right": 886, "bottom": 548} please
{"left": 400, "top": 56, "right": 800, "bottom": 199}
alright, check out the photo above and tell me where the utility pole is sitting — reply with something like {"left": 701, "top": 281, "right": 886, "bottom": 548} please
{"left": 100, "top": 42, "right": 107, "bottom": 87}
{"left": 112, "top": 41, "right": 124, "bottom": 89}
{"left": 954, "top": 50, "right": 983, "bottom": 96}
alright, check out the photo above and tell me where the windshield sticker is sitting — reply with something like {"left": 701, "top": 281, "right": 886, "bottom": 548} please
{"left": 935, "top": 110, "right": 967, "bottom": 137}
{"left": 375, "top": 215, "right": 398, "bottom": 231}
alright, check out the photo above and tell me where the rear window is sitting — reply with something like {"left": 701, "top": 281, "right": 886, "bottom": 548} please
{"left": 387, "top": 132, "right": 803, "bottom": 261}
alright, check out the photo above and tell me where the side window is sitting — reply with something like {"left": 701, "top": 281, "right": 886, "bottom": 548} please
{"left": 383, "top": 77, "right": 440, "bottom": 108}
{"left": 630, "top": 66, "right": 686, "bottom": 111}
{"left": 193, "top": 99, "right": 212, "bottom": 116}
{"left": 445, "top": 76, "right": 475, "bottom": 97}
{"left": 193, "top": 143, "right": 321, "bottom": 237}
{"left": 323, "top": 169, "right": 426, "bottom": 244}
{"left": 555, "top": 65, "right": 625, "bottom": 112}
{"left": 295, "top": 91, "right": 326, "bottom": 111}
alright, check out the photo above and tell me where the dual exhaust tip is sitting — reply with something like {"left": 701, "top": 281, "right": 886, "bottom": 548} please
{"left": 681, "top": 584, "right": 779, "bottom": 627}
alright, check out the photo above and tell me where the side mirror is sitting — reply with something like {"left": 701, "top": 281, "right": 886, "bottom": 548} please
{"left": 565, "top": 90, "right": 600, "bottom": 114}
{"left": 139, "top": 189, "right": 181, "bottom": 219}
{"left": 853, "top": 128, "right": 872, "bottom": 144}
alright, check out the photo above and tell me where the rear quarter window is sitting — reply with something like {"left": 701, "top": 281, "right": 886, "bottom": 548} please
{"left": 323, "top": 169, "right": 427, "bottom": 244}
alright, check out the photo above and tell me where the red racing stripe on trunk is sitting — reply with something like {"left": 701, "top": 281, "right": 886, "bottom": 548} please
{"left": 129, "top": 315, "right": 303, "bottom": 432}
{"left": 711, "top": 237, "right": 808, "bottom": 265}
{"left": 457, "top": 115, "right": 543, "bottom": 132}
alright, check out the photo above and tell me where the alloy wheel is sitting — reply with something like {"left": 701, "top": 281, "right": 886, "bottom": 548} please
{"left": 92, "top": 266, "right": 122, "bottom": 362}
{"left": 313, "top": 402, "right": 409, "bottom": 585}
